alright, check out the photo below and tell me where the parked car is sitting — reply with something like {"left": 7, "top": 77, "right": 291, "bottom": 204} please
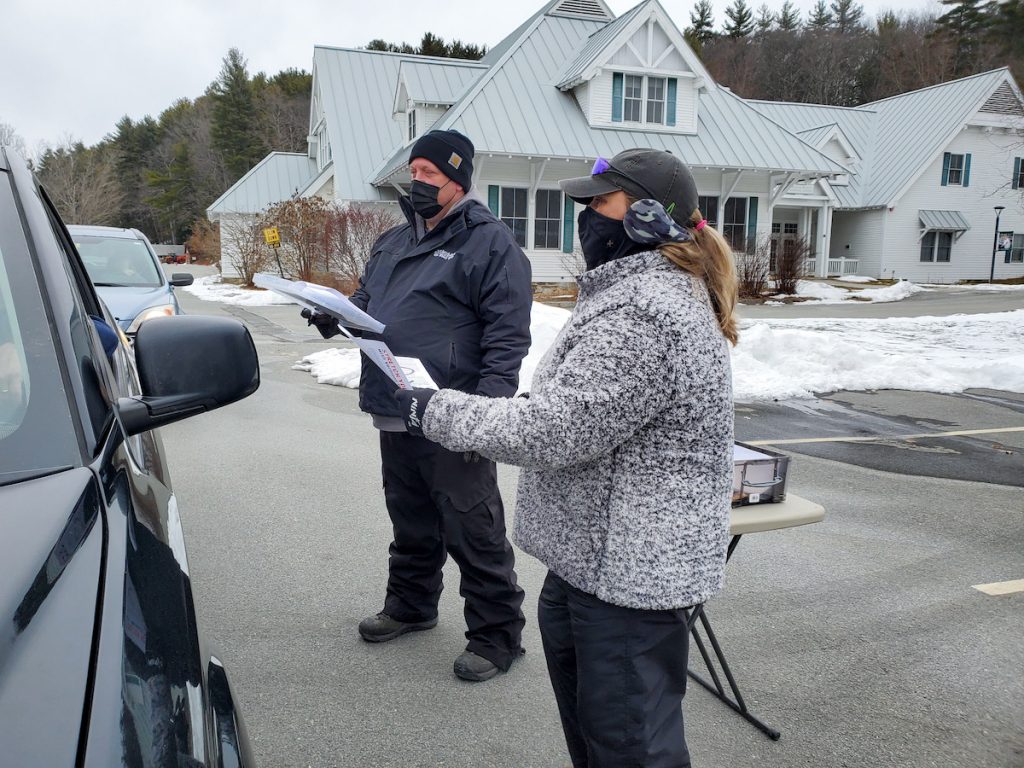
{"left": 68, "top": 224, "right": 194, "bottom": 336}
{"left": 0, "top": 146, "right": 258, "bottom": 766}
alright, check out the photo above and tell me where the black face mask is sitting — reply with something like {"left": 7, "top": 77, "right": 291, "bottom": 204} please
{"left": 578, "top": 207, "right": 639, "bottom": 271}
{"left": 409, "top": 179, "right": 451, "bottom": 219}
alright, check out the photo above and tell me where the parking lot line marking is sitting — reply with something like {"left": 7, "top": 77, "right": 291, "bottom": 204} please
{"left": 972, "top": 579, "right": 1024, "bottom": 596}
{"left": 746, "top": 426, "right": 1024, "bottom": 447}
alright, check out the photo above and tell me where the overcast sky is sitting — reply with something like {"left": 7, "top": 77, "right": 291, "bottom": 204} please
{"left": 2, "top": 0, "right": 939, "bottom": 154}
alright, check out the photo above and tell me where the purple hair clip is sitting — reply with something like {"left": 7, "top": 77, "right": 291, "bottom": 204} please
{"left": 591, "top": 157, "right": 611, "bottom": 175}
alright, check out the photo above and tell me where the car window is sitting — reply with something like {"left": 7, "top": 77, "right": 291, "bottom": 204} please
{"left": 0, "top": 174, "right": 80, "bottom": 485}
{"left": 74, "top": 234, "right": 163, "bottom": 288}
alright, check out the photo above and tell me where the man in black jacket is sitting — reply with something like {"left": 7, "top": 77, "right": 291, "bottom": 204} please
{"left": 319, "top": 130, "right": 531, "bottom": 682}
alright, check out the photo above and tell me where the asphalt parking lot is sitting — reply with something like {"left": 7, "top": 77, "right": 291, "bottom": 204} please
{"left": 162, "top": 267, "right": 1023, "bottom": 768}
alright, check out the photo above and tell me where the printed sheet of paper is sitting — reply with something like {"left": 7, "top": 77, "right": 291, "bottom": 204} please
{"left": 353, "top": 339, "right": 438, "bottom": 390}
{"left": 254, "top": 272, "right": 384, "bottom": 333}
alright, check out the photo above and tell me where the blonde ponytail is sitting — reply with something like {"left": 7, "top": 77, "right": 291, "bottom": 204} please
{"left": 658, "top": 210, "right": 739, "bottom": 345}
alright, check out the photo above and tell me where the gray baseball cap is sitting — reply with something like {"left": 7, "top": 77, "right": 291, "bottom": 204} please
{"left": 560, "top": 148, "right": 700, "bottom": 225}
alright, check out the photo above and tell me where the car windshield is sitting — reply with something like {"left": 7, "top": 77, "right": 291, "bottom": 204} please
{"left": 0, "top": 174, "right": 81, "bottom": 485}
{"left": 74, "top": 234, "right": 163, "bottom": 288}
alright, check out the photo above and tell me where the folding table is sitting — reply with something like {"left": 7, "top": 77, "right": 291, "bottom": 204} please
{"left": 685, "top": 493, "right": 826, "bottom": 740}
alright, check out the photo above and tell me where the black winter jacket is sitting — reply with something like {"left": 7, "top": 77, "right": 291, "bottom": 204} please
{"left": 349, "top": 195, "right": 532, "bottom": 418}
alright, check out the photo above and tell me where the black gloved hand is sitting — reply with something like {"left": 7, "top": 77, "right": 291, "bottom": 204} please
{"left": 393, "top": 387, "right": 436, "bottom": 437}
{"left": 301, "top": 308, "right": 342, "bottom": 339}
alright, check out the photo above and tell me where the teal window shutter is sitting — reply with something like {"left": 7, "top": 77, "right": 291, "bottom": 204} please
{"left": 612, "top": 73, "right": 623, "bottom": 123}
{"left": 488, "top": 185, "right": 500, "bottom": 216}
{"left": 746, "top": 197, "right": 758, "bottom": 250}
{"left": 666, "top": 78, "right": 677, "bottom": 127}
{"left": 1014, "top": 158, "right": 1021, "bottom": 190}
{"left": 562, "top": 194, "right": 574, "bottom": 254}
{"left": 941, "top": 152, "right": 951, "bottom": 186}
{"left": 963, "top": 153, "right": 971, "bottom": 187}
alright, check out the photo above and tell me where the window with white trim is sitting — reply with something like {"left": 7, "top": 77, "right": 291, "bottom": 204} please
{"left": 617, "top": 73, "right": 671, "bottom": 126}
{"left": 408, "top": 110, "right": 416, "bottom": 142}
{"left": 500, "top": 188, "right": 528, "bottom": 247}
{"left": 697, "top": 195, "right": 718, "bottom": 227}
{"left": 920, "top": 231, "right": 953, "bottom": 262}
{"left": 946, "top": 154, "right": 964, "bottom": 185}
{"left": 646, "top": 77, "right": 666, "bottom": 124}
{"left": 1012, "top": 233, "right": 1024, "bottom": 263}
{"left": 623, "top": 75, "right": 643, "bottom": 122}
{"left": 534, "top": 189, "right": 562, "bottom": 250}
{"left": 784, "top": 222, "right": 798, "bottom": 235}
{"left": 723, "top": 198, "right": 748, "bottom": 252}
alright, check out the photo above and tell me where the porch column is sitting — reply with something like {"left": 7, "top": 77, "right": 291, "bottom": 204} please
{"left": 819, "top": 204, "right": 832, "bottom": 278}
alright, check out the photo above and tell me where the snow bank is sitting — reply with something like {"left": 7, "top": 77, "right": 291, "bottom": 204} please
{"left": 184, "top": 275, "right": 296, "bottom": 306}
{"left": 787, "top": 279, "right": 925, "bottom": 304}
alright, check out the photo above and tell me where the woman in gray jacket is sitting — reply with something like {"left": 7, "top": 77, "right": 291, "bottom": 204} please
{"left": 395, "top": 148, "right": 738, "bottom": 767}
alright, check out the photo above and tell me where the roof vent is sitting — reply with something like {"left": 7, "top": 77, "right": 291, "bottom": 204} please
{"left": 980, "top": 81, "right": 1024, "bottom": 117}
{"left": 549, "top": 0, "right": 613, "bottom": 20}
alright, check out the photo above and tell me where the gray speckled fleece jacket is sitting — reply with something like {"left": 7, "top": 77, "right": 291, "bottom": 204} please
{"left": 422, "top": 250, "right": 733, "bottom": 610}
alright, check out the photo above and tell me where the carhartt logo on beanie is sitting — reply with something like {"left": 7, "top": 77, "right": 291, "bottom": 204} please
{"left": 409, "top": 130, "right": 474, "bottom": 191}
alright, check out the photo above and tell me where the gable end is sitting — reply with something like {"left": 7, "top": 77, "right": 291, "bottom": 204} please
{"left": 549, "top": 0, "right": 613, "bottom": 20}
{"left": 980, "top": 81, "right": 1024, "bottom": 117}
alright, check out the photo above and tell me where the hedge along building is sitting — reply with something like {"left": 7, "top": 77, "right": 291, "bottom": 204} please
{"left": 209, "top": 0, "right": 1024, "bottom": 283}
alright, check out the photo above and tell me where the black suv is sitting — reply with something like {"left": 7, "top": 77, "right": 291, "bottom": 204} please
{"left": 0, "top": 146, "right": 258, "bottom": 766}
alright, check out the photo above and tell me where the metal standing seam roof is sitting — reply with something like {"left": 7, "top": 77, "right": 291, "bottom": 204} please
{"left": 796, "top": 123, "right": 841, "bottom": 149}
{"left": 373, "top": 11, "right": 846, "bottom": 185}
{"left": 860, "top": 68, "right": 1009, "bottom": 206}
{"left": 312, "top": 46, "right": 487, "bottom": 202}
{"left": 399, "top": 60, "right": 486, "bottom": 105}
{"left": 750, "top": 68, "right": 1013, "bottom": 209}
{"left": 747, "top": 101, "right": 877, "bottom": 207}
{"left": 206, "top": 152, "right": 316, "bottom": 215}
{"left": 554, "top": 2, "right": 646, "bottom": 89}
{"left": 919, "top": 209, "right": 970, "bottom": 231}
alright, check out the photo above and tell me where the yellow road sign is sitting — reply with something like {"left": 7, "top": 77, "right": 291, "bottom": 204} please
{"left": 263, "top": 227, "right": 280, "bottom": 246}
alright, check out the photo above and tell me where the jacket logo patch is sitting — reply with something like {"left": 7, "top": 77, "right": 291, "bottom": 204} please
{"left": 408, "top": 398, "right": 421, "bottom": 429}
{"left": 434, "top": 249, "right": 457, "bottom": 261}
{"left": 448, "top": 152, "right": 463, "bottom": 169}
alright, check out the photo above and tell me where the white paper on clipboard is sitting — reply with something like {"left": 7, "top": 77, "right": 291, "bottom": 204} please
{"left": 253, "top": 272, "right": 384, "bottom": 333}
{"left": 352, "top": 339, "right": 438, "bottom": 390}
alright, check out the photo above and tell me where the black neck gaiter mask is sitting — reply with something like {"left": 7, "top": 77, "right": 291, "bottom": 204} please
{"left": 578, "top": 207, "right": 643, "bottom": 271}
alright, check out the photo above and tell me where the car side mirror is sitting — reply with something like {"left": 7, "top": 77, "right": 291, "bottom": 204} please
{"left": 117, "top": 315, "right": 259, "bottom": 436}
{"left": 170, "top": 273, "right": 194, "bottom": 287}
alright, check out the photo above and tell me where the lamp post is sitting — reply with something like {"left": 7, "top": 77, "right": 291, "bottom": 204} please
{"left": 991, "top": 205, "right": 1006, "bottom": 283}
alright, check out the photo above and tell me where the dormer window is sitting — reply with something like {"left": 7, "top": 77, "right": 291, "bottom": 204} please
{"left": 613, "top": 73, "right": 675, "bottom": 127}
{"left": 408, "top": 110, "right": 417, "bottom": 142}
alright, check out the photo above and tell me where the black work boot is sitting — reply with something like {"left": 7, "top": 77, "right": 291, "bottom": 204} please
{"left": 358, "top": 612, "right": 437, "bottom": 643}
{"left": 454, "top": 648, "right": 524, "bottom": 682}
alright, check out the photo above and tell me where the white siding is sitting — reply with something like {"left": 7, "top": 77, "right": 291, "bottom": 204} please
{"left": 590, "top": 71, "right": 614, "bottom": 124}
{"left": 218, "top": 213, "right": 258, "bottom": 280}
{"left": 882, "top": 126, "right": 1024, "bottom": 282}
{"left": 418, "top": 105, "right": 448, "bottom": 132}
{"left": 830, "top": 209, "right": 885, "bottom": 277}
{"left": 575, "top": 81, "right": 590, "bottom": 115}
{"left": 676, "top": 79, "right": 697, "bottom": 133}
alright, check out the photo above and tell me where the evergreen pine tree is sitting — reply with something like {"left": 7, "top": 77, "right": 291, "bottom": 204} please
{"left": 724, "top": 0, "right": 755, "bottom": 38}
{"left": 419, "top": 32, "right": 449, "bottom": 57}
{"left": 689, "top": 0, "right": 716, "bottom": 44}
{"left": 831, "top": 0, "right": 865, "bottom": 33}
{"left": 807, "top": 0, "right": 834, "bottom": 29}
{"left": 935, "top": 0, "right": 991, "bottom": 75}
{"left": 146, "top": 141, "right": 196, "bottom": 243}
{"left": 210, "top": 49, "right": 267, "bottom": 180}
{"left": 755, "top": 3, "right": 776, "bottom": 33}
{"left": 777, "top": 0, "right": 801, "bottom": 30}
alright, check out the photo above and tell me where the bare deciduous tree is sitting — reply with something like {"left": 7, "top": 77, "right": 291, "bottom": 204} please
{"left": 342, "top": 204, "right": 401, "bottom": 283}
{"left": 735, "top": 235, "right": 772, "bottom": 298}
{"left": 221, "top": 214, "right": 270, "bottom": 286}
{"left": 36, "top": 138, "right": 123, "bottom": 225}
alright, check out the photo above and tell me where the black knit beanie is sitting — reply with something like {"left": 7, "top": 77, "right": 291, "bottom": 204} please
{"left": 409, "top": 130, "right": 474, "bottom": 191}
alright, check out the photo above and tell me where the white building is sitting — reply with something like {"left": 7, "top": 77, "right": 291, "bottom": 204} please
{"left": 209, "top": 0, "right": 1024, "bottom": 284}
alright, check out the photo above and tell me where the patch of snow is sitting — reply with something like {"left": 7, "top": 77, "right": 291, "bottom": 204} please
{"left": 732, "top": 310, "right": 1024, "bottom": 400}
{"left": 779, "top": 279, "right": 925, "bottom": 304}
{"left": 836, "top": 275, "right": 877, "bottom": 283}
{"left": 293, "top": 301, "right": 572, "bottom": 394}
{"left": 184, "top": 275, "right": 296, "bottom": 306}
